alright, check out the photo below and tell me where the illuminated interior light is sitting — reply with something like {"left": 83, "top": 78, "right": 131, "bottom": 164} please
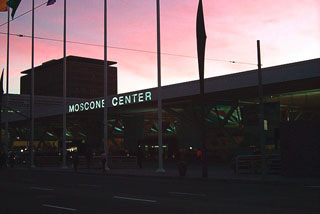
{"left": 114, "top": 127, "right": 123, "bottom": 132}
{"left": 66, "top": 130, "right": 72, "bottom": 137}
{"left": 79, "top": 132, "right": 86, "bottom": 137}
{"left": 46, "top": 132, "right": 54, "bottom": 137}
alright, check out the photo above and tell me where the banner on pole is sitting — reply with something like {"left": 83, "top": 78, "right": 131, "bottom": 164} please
{"left": 6, "top": 0, "right": 21, "bottom": 19}
{"left": 196, "top": 0, "right": 207, "bottom": 82}
{"left": 47, "top": 0, "right": 56, "bottom": 6}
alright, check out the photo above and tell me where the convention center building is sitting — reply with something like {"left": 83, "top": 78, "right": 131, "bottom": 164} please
{"left": 2, "top": 56, "right": 320, "bottom": 175}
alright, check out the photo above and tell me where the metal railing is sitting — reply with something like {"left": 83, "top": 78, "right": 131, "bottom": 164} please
{"left": 32, "top": 155, "right": 138, "bottom": 169}
{"left": 235, "top": 154, "right": 281, "bottom": 174}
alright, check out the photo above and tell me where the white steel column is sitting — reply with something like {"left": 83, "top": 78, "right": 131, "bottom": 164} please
{"left": 156, "top": 0, "right": 165, "bottom": 173}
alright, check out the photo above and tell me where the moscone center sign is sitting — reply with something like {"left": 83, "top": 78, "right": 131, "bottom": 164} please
{"left": 68, "top": 91, "right": 152, "bottom": 113}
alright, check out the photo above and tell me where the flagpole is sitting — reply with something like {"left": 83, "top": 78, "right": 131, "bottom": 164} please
{"left": 29, "top": 0, "right": 35, "bottom": 168}
{"left": 103, "top": 0, "right": 109, "bottom": 171}
{"left": 257, "top": 40, "right": 266, "bottom": 180}
{"left": 0, "top": 70, "right": 3, "bottom": 158}
{"left": 5, "top": 6, "right": 10, "bottom": 158}
{"left": 196, "top": 0, "right": 208, "bottom": 177}
{"left": 156, "top": 0, "right": 165, "bottom": 173}
{"left": 62, "top": 0, "right": 67, "bottom": 168}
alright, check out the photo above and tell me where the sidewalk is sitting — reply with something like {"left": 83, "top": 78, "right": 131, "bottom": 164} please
{"left": 13, "top": 162, "right": 318, "bottom": 186}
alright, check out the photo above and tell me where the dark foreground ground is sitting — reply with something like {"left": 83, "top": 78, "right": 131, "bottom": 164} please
{"left": 0, "top": 169, "right": 319, "bottom": 214}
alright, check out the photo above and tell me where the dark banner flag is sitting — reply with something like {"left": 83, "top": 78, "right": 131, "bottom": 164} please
{"left": 6, "top": 0, "right": 21, "bottom": 19}
{"left": 196, "top": 0, "right": 207, "bottom": 83}
{"left": 47, "top": 0, "right": 56, "bottom": 6}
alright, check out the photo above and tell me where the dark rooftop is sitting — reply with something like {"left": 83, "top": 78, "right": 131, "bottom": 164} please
{"left": 21, "top": 55, "right": 117, "bottom": 74}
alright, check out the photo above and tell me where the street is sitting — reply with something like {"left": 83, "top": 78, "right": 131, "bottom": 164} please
{"left": 0, "top": 169, "right": 319, "bottom": 214}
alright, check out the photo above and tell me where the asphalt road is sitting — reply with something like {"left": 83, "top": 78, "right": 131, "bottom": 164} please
{"left": 0, "top": 169, "right": 319, "bottom": 214}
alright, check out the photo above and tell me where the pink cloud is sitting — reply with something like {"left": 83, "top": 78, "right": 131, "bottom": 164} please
{"left": 0, "top": 0, "right": 319, "bottom": 94}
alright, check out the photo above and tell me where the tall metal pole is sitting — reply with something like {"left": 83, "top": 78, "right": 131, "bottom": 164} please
{"left": 0, "top": 70, "right": 3, "bottom": 158}
{"left": 156, "top": 0, "right": 165, "bottom": 173}
{"left": 103, "top": 0, "right": 110, "bottom": 171}
{"left": 196, "top": 0, "right": 207, "bottom": 177}
{"left": 62, "top": 0, "right": 67, "bottom": 168}
{"left": 257, "top": 40, "right": 266, "bottom": 179}
{"left": 200, "top": 84, "right": 207, "bottom": 177}
{"left": 30, "top": 0, "right": 35, "bottom": 168}
{"left": 5, "top": 7, "right": 10, "bottom": 158}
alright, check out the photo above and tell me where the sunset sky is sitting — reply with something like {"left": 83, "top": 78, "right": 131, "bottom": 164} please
{"left": 0, "top": 0, "right": 319, "bottom": 94}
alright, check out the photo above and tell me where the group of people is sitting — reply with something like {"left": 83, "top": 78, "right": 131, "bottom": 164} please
{"left": 71, "top": 151, "right": 107, "bottom": 172}
{"left": 0, "top": 152, "right": 7, "bottom": 168}
{"left": 0, "top": 152, "right": 16, "bottom": 169}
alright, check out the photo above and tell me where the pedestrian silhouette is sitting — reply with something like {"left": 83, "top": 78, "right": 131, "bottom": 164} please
{"left": 137, "top": 145, "right": 144, "bottom": 169}
{"left": 86, "top": 150, "right": 92, "bottom": 170}
{"left": 101, "top": 153, "right": 106, "bottom": 172}
{"left": 0, "top": 152, "right": 5, "bottom": 169}
{"left": 8, "top": 152, "right": 14, "bottom": 168}
{"left": 73, "top": 151, "right": 79, "bottom": 172}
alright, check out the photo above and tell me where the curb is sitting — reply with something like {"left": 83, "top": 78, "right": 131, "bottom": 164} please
{"left": 11, "top": 167, "right": 304, "bottom": 186}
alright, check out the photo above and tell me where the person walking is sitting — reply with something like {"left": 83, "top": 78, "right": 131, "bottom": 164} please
{"left": 86, "top": 150, "right": 92, "bottom": 170}
{"left": 73, "top": 151, "right": 79, "bottom": 172}
{"left": 8, "top": 151, "right": 14, "bottom": 168}
{"left": 0, "top": 152, "right": 5, "bottom": 169}
{"left": 137, "top": 145, "right": 144, "bottom": 169}
{"left": 101, "top": 152, "right": 106, "bottom": 172}
{"left": 197, "top": 148, "right": 202, "bottom": 162}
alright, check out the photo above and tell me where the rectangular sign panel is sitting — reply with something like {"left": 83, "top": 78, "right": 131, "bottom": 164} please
{"left": 68, "top": 91, "right": 152, "bottom": 113}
